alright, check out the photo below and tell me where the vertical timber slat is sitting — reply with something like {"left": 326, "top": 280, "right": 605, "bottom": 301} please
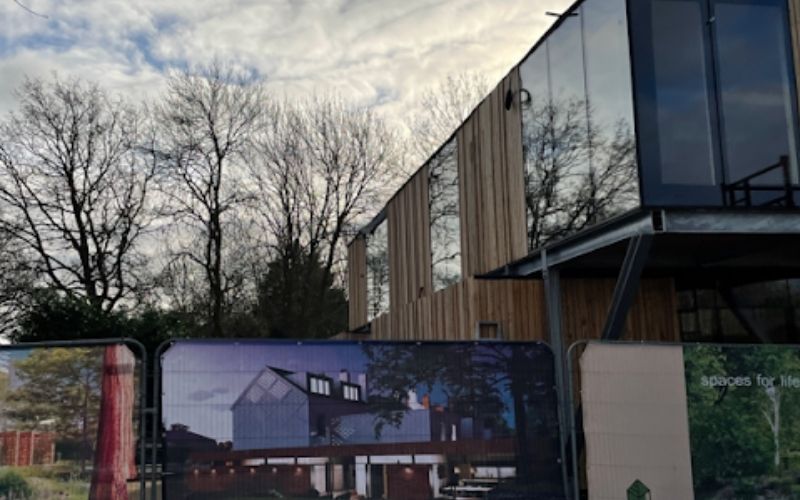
{"left": 347, "top": 238, "right": 368, "bottom": 330}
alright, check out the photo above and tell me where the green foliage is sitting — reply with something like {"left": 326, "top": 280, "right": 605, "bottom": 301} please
{"left": 255, "top": 242, "right": 346, "bottom": 339}
{"left": 10, "top": 289, "right": 195, "bottom": 355}
{"left": 0, "top": 470, "right": 33, "bottom": 499}
{"left": 5, "top": 348, "right": 102, "bottom": 440}
{"left": 360, "top": 341, "right": 558, "bottom": 489}
{"left": 684, "top": 345, "right": 800, "bottom": 496}
{"left": 0, "top": 371, "right": 8, "bottom": 399}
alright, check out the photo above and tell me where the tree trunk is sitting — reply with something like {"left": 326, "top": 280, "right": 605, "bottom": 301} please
{"left": 89, "top": 345, "right": 136, "bottom": 500}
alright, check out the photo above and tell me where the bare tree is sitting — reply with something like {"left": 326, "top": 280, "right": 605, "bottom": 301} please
{"left": 0, "top": 77, "right": 156, "bottom": 313}
{"left": 154, "top": 63, "right": 265, "bottom": 336}
{"left": 408, "top": 71, "right": 489, "bottom": 165}
{"left": 0, "top": 226, "right": 34, "bottom": 336}
{"left": 522, "top": 96, "right": 638, "bottom": 250}
{"left": 251, "top": 96, "right": 402, "bottom": 336}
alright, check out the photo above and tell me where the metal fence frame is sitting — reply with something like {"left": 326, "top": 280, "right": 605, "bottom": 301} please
{"left": 565, "top": 339, "right": 800, "bottom": 500}
{"left": 0, "top": 338, "right": 149, "bottom": 500}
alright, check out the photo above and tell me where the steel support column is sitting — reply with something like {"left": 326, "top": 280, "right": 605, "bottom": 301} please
{"left": 601, "top": 233, "right": 653, "bottom": 340}
{"left": 542, "top": 249, "right": 572, "bottom": 499}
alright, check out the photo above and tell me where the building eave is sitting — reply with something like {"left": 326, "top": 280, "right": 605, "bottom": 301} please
{"left": 480, "top": 208, "right": 800, "bottom": 278}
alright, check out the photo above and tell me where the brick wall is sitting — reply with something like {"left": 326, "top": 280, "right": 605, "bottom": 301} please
{"left": 0, "top": 431, "right": 56, "bottom": 466}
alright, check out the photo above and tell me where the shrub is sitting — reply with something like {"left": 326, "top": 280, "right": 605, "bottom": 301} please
{"left": 0, "top": 471, "right": 33, "bottom": 499}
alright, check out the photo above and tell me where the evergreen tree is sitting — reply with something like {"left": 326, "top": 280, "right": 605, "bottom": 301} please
{"left": 255, "top": 242, "right": 347, "bottom": 339}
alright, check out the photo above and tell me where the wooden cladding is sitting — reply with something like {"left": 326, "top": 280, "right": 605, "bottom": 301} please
{"left": 561, "top": 278, "right": 681, "bottom": 348}
{"left": 387, "top": 169, "right": 433, "bottom": 308}
{"left": 367, "top": 277, "right": 680, "bottom": 347}
{"left": 369, "top": 278, "right": 547, "bottom": 341}
{"left": 347, "top": 238, "right": 368, "bottom": 329}
{"left": 458, "top": 68, "right": 528, "bottom": 276}
{"left": 347, "top": 67, "right": 531, "bottom": 324}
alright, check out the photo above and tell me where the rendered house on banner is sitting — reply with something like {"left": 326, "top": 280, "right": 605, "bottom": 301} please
{"left": 231, "top": 367, "right": 369, "bottom": 450}
{"left": 223, "top": 367, "right": 483, "bottom": 499}
{"left": 231, "top": 367, "right": 466, "bottom": 451}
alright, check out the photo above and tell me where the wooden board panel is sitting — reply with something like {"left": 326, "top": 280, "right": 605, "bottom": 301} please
{"left": 458, "top": 69, "right": 528, "bottom": 276}
{"left": 369, "top": 278, "right": 547, "bottom": 342}
{"left": 387, "top": 169, "right": 432, "bottom": 309}
{"left": 347, "top": 238, "right": 368, "bottom": 330}
{"left": 367, "top": 277, "right": 680, "bottom": 347}
{"left": 560, "top": 278, "right": 681, "bottom": 349}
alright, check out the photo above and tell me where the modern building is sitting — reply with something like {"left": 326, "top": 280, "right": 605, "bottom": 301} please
{"left": 230, "top": 366, "right": 370, "bottom": 450}
{"left": 342, "top": 0, "right": 800, "bottom": 495}
{"left": 177, "top": 366, "right": 520, "bottom": 499}
{"left": 344, "top": 0, "right": 800, "bottom": 356}
{"left": 231, "top": 365, "right": 479, "bottom": 450}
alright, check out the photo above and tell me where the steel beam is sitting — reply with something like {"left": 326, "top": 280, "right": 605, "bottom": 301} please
{"left": 542, "top": 249, "right": 572, "bottom": 498}
{"left": 601, "top": 233, "right": 653, "bottom": 340}
{"left": 661, "top": 209, "right": 800, "bottom": 234}
{"left": 481, "top": 209, "right": 800, "bottom": 279}
{"left": 481, "top": 210, "right": 656, "bottom": 278}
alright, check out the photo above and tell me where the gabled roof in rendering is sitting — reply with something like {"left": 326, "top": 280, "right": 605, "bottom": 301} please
{"left": 230, "top": 366, "right": 306, "bottom": 410}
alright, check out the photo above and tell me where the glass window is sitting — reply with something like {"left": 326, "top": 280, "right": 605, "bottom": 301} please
{"left": 520, "top": 47, "right": 554, "bottom": 250}
{"left": 631, "top": 0, "right": 800, "bottom": 206}
{"left": 583, "top": 0, "right": 640, "bottom": 218}
{"left": 713, "top": 0, "right": 799, "bottom": 189}
{"left": 429, "top": 138, "right": 461, "bottom": 291}
{"left": 343, "top": 383, "right": 360, "bottom": 401}
{"left": 309, "top": 375, "right": 331, "bottom": 396}
{"left": 677, "top": 278, "right": 800, "bottom": 343}
{"left": 651, "top": 0, "right": 717, "bottom": 187}
{"left": 522, "top": 13, "right": 592, "bottom": 250}
{"left": 521, "top": 0, "right": 640, "bottom": 252}
{"left": 366, "top": 219, "right": 389, "bottom": 320}
{"left": 548, "top": 11, "right": 590, "bottom": 183}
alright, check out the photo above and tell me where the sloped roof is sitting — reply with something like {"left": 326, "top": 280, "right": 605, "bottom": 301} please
{"left": 230, "top": 366, "right": 306, "bottom": 410}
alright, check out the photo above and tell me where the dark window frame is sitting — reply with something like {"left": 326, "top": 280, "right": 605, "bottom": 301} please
{"left": 341, "top": 381, "right": 361, "bottom": 402}
{"left": 308, "top": 373, "right": 332, "bottom": 397}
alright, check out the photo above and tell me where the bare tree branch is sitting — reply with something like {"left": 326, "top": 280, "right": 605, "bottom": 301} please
{"left": 153, "top": 62, "right": 265, "bottom": 336}
{"left": 0, "top": 76, "right": 156, "bottom": 314}
{"left": 12, "top": 0, "right": 48, "bottom": 19}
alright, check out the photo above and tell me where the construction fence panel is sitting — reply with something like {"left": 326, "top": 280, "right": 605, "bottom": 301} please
{"left": 157, "top": 340, "right": 565, "bottom": 500}
{"left": 568, "top": 341, "right": 800, "bottom": 500}
{"left": 0, "top": 339, "right": 147, "bottom": 500}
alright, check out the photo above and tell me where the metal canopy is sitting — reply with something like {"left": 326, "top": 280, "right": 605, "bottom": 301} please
{"left": 527, "top": 209, "right": 800, "bottom": 500}
{"left": 483, "top": 208, "right": 800, "bottom": 279}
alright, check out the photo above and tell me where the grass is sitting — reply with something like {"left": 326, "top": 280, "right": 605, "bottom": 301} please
{"left": 0, "top": 464, "right": 142, "bottom": 499}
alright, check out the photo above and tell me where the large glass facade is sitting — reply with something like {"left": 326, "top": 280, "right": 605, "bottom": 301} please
{"left": 520, "top": 0, "right": 639, "bottom": 251}
{"left": 366, "top": 219, "right": 389, "bottom": 320}
{"left": 678, "top": 278, "right": 800, "bottom": 343}
{"left": 631, "top": 0, "right": 800, "bottom": 206}
{"left": 582, "top": 0, "right": 640, "bottom": 224}
{"left": 428, "top": 138, "right": 461, "bottom": 291}
{"left": 714, "top": 0, "right": 799, "bottom": 188}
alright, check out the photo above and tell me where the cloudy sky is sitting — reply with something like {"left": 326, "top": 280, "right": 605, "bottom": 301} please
{"left": 0, "top": 0, "right": 569, "bottom": 125}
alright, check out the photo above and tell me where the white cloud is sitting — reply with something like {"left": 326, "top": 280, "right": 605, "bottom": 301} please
{"left": 0, "top": 0, "right": 572, "bottom": 126}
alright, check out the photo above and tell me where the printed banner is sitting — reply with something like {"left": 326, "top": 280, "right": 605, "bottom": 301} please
{"left": 160, "top": 341, "right": 563, "bottom": 500}
{"left": 580, "top": 343, "right": 800, "bottom": 500}
{"left": 0, "top": 344, "right": 140, "bottom": 500}
{"left": 685, "top": 344, "right": 800, "bottom": 499}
